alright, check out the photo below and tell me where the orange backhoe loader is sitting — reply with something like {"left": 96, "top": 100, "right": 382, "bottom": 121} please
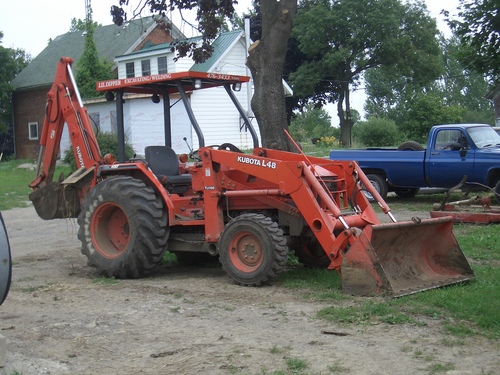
{"left": 29, "top": 57, "right": 474, "bottom": 296}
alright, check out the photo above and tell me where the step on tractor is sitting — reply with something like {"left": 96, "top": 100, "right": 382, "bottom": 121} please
{"left": 29, "top": 57, "right": 474, "bottom": 296}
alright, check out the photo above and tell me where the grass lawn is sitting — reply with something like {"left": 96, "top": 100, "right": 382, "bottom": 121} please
{"left": 0, "top": 160, "right": 72, "bottom": 211}
{"left": 281, "top": 193, "right": 500, "bottom": 340}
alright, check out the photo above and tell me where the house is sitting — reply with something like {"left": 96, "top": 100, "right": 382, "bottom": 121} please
{"left": 13, "top": 16, "right": 293, "bottom": 160}
{"left": 68, "top": 28, "right": 262, "bottom": 156}
{"left": 11, "top": 17, "right": 183, "bottom": 159}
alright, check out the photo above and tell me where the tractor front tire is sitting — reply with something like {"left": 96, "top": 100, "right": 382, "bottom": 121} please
{"left": 78, "top": 176, "right": 169, "bottom": 278}
{"left": 219, "top": 213, "right": 288, "bottom": 286}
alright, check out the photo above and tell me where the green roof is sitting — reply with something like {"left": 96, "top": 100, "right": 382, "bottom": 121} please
{"left": 125, "top": 29, "right": 243, "bottom": 72}
{"left": 12, "top": 18, "right": 157, "bottom": 90}
{"left": 190, "top": 30, "right": 243, "bottom": 72}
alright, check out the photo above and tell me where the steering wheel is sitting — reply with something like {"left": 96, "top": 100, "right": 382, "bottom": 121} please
{"left": 218, "top": 143, "right": 244, "bottom": 153}
{"left": 190, "top": 143, "right": 243, "bottom": 161}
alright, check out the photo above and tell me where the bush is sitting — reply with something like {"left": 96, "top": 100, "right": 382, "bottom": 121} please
{"left": 354, "top": 117, "right": 399, "bottom": 147}
{"left": 317, "top": 136, "right": 337, "bottom": 147}
{"left": 64, "top": 132, "right": 135, "bottom": 170}
{"left": 289, "top": 105, "right": 333, "bottom": 142}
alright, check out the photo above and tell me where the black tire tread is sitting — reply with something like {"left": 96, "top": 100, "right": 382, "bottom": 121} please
{"left": 77, "top": 176, "right": 169, "bottom": 278}
{"left": 397, "top": 141, "right": 424, "bottom": 151}
{"left": 219, "top": 213, "right": 288, "bottom": 286}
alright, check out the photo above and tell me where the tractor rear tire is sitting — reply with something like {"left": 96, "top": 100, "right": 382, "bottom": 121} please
{"left": 219, "top": 213, "right": 288, "bottom": 286}
{"left": 78, "top": 176, "right": 169, "bottom": 278}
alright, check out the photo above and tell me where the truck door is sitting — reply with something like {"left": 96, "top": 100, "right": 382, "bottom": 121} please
{"left": 426, "top": 129, "right": 475, "bottom": 187}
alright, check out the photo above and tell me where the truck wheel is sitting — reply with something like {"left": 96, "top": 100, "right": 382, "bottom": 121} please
{"left": 397, "top": 141, "right": 424, "bottom": 151}
{"left": 292, "top": 237, "right": 330, "bottom": 268}
{"left": 219, "top": 213, "right": 288, "bottom": 286}
{"left": 364, "top": 174, "right": 388, "bottom": 202}
{"left": 78, "top": 176, "right": 169, "bottom": 278}
{"left": 393, "top": 187, "right": 420, "bottom": 198}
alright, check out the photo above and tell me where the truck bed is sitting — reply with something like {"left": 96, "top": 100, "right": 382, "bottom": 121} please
{"left": 329, "top": 149, "right": 427, "bottom": 187}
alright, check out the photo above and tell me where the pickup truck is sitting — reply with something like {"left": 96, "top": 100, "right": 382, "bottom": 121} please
{"left": 329, "top": 124, "right": 500, "bottom": 201}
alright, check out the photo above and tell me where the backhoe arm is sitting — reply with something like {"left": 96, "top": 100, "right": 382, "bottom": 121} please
{"left": 29, "top": 57, "right": 105, "bottom": 220}
{"left": 30, "top": 57, "right": 103, "bottom": 190}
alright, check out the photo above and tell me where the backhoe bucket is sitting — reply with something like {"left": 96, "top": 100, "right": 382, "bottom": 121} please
{"left": 341, "top": 217, "right": 474, "bottom": 297}
{"left": 29, "top": 179, "right": 80, "bottom": 220}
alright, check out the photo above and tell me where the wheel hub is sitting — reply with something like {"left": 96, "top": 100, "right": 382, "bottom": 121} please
{"left": 91, "top": 203, "right": 130, "bottom": 259}
{"left": 230, "top": 233, "right": 263, "bottom": 269}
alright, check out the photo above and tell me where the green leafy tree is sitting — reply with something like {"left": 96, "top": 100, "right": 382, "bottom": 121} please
{"left": 290, "top": 0, "right": 442, "bottom": 147}
{"left": 364, "top": 34, "right": 494, "bottom": 131}
{"left": 289, "top": 104, "right": 332, "bottom": 142}
{"left": 400, "top": 92, "right": 465, "bottom": 143}
{"left": 70, "top": 17, "right": 100, "bottom": 33}
{"left": 444, "top": 0, "right": 499, "bottom": 82}
{"left": 76, "top": 9, "right": 113, "bottom": 99}
{"left": 440, "top": 35, "right": 493, "bottom": 112}
{"left": 353, "top": 117, "right": 399, "bottom": 147}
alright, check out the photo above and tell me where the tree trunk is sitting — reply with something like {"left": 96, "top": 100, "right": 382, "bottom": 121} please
{"left": 246, "top": 0, "right": 297, "bottom": 150}
{"left": 338, "top": 82, "right": 353, "bottom": 147}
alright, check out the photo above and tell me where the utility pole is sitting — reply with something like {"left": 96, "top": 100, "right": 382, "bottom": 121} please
{"left": 85, "top": 0, "right": 92, "bottom": 29}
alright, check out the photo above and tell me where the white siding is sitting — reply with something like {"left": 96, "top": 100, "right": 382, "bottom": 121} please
{"left": 125, "top": 97, "right": 191, "bottom": 155}
{"left": 190, "top": 39, "right": 261, "bottom": 150}
{"left": 60, "top": 101, "right": 120, "bottom": 158}
{"left": 191, "top": 84, "right": 259, "bottom": 150}
{"left": 173, "top": 55, "right": 194, "bottom": 72}
{"left": 104, "top": 34, "right": 262, "bottom": 153}
{"left": 60, "top": 97, "right": 192, "bottom": 158}
{"left": 212, "top": 40, "right": 248, "bottom": 75}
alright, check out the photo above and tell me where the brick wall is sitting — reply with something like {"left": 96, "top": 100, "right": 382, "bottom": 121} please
{"left": 12, "top": 88, "right": 48, "bottom": 160}
{"left": 134, "top": 25, "right": 174, "bottom": 51}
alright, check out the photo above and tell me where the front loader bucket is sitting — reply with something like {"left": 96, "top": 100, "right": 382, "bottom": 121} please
{"left": 341, "top": 217, "right": 474, "bottom": 297}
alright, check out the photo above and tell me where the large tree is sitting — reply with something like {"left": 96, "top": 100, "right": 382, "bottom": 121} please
{"left": 444, "top": 0, "right": 499, "bottom": 83}
{"left": 364, "top": 33, "right": 494, "bottom": 137}
{"left": 246, "top": 0, "right": 296, "bottom": 150}
{"left": 290, "top": 0, "right": 442, "bottom": 146}
{"left": 111, "top": 0, "right": 296, "bottom": 150}
{"left": 439, "top": 35, "right": 493, "bottom": 112}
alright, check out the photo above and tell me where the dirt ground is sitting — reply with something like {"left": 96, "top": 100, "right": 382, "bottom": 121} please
{"left": 1, "top": 206, "right": 498, "bottom": 375}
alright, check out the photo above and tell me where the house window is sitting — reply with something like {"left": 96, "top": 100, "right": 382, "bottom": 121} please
{"left": 28, "top": 122, "right": 38, "bottom": 140}
{"left": 141, "top": 59, "right": 151, "bottom": 76}
{"left": 157, "top": 56, "right": 168, "bottom": 74}
{"left": 126, "top": 62, "right": 135, "bottom": 78}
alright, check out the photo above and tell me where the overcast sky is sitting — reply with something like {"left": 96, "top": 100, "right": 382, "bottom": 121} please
{"left": 0, "top": 0, "right": 461, "bottom": 122}
{"left": 1, "top": 0, "right": 460, "bottom": 57}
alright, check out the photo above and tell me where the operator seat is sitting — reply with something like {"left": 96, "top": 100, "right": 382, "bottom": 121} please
{"left": 144, "top": 146, "right": 192, "bottom": 193}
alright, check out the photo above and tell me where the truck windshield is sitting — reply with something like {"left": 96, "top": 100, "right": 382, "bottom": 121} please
{"left": 467, "top": 127, "right": 500, "bottom": 148}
